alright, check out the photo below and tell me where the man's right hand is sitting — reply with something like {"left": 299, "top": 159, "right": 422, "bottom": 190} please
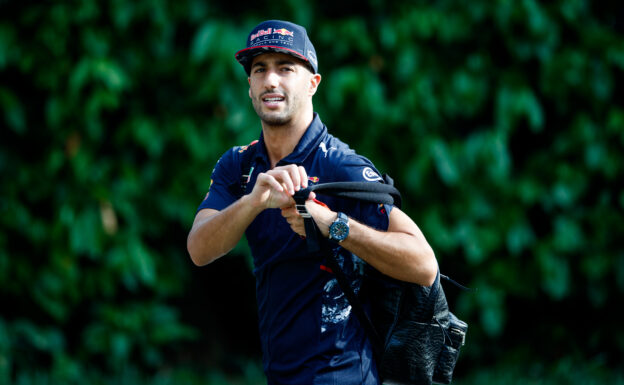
{"left": 248, "top": 164, "right": 309, "bottom": 209}
{"left": 187, "top": 164, "right": 310, "bottom": 266}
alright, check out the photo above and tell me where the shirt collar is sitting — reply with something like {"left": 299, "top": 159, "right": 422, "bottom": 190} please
{"left": 254, "top": 113, "right": 327, "bottom": 167}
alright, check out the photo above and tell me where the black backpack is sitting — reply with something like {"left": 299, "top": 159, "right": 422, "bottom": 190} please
{"left": 232, "top": 142, "right": 468, "bottom": 384}
{"left": 292, "top": 179, "right": 468, "bottom": 385}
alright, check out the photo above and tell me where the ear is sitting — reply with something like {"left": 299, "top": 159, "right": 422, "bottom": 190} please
{"left": 248, "top": 77, "right": 252, "bottom": 99}
{"left": 308, "top": 73, "right": 322, "bottom": 96}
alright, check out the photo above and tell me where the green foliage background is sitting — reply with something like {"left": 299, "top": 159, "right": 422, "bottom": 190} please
{"left": 1, "top": 0, "right": 623, "bottom": 383}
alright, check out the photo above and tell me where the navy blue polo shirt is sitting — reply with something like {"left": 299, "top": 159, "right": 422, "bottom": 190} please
{"left": 198, "top": 113, "right": 391, "bottom": 385}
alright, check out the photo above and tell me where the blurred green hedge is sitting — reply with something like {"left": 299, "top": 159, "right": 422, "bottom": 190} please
{"left": 1, "top": 0, "right": 623, "bottom": 382}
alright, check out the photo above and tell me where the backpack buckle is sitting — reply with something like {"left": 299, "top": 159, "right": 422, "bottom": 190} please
{"left": 293, "top": 188, "right": 312, "bottom": 218}
{"left": 296, "top": 204, "right": 311, "bottom": 218}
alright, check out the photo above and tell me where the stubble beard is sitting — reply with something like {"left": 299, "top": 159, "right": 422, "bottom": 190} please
{"left": 251, "top": 91, "right": 300, "bottom": 127}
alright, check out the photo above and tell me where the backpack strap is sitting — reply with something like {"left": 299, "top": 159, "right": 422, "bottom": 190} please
{"left": 291, "top": 177, "right": 403, "bottom": 361}
{"left": 294, "top": 173, "right": 401, "bottom": 209}
{"left": 422, "top": 270, "right": 441, "bottom": 321}
{"left": 292, "top": 178, "right": 401, "bottom": 254}
{"left": 301, "top": 181, "right": 401, "bottom": 208}
{"left": 228, "top": 140, "right": 259, "bottom": 199}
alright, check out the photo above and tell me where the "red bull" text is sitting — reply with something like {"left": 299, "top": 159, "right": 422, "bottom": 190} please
{"left": 251, "top": 27, "right": 294, "bottom": 41}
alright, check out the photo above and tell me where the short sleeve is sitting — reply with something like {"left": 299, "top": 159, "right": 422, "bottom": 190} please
{"left": 333, "top": 153, "right": 392, "bottom": 231}
{"left": 197, "top": 148, "right": 239, "bottom": 212}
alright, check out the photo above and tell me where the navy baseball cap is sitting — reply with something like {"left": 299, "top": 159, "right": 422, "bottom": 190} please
{"left": 235, "top": 20, "right": 318, "bottom": 75}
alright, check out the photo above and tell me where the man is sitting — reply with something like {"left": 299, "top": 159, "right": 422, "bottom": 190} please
{"left": 187, "top": 20, "right": 437, "bottom": 385}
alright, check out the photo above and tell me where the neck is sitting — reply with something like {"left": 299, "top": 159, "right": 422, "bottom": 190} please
{"left": 262, "top": 110, "right": 314, "bottom": 168}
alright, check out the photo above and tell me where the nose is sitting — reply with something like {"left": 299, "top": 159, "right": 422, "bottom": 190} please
{"left": 265, "top": 70, "right": 280, "bottom": 89}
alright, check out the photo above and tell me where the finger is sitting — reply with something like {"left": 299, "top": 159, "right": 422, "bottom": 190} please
{"left": 280, "top": 210, "right": 305, "bottom": 236}
{"left": 281, "top": 204, "right": 295, "bottom": 212}
{"left": 278, "top": 194, "right": 296, "bottom": 209}
{"left": 308, "top": 191, "right": 316, "bottom": 201}
{"left": 287, "top": 165, "right": 301, "bottom": 191}
{"left": 270, "top": 169, "right": 294, "bottom": 195}
{"left": 298, "top": 166, "right": 308, "bottom": 188}
{"left": 258, "top": 173, "right": 284, "bottom": 192}
{"left": 283, "top": 170, "right": 296, "bottom": 195}
{"left": 280, "top": 206, "right": 296, "bottom": 218}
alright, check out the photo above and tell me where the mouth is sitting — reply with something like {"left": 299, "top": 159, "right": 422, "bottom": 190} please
{"left": 262, "top": 93, "right": 286, "bottom": 107}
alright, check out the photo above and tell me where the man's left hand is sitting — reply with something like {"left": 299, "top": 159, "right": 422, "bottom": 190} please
{"left": 280, "top": 195, "right": 336, "bottom": 238}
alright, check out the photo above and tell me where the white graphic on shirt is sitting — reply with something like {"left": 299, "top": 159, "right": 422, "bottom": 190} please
{"left": 321, "top": 279, "right": 351, "bottom": 333}
{"left": 319, "top": 142, "right": 336, "bottom": 158}
{"left": 320, "top": 250, "right": 365, "bottom": 333}
{"left": 362, "top": 167, "right": 382, "bottom": 182}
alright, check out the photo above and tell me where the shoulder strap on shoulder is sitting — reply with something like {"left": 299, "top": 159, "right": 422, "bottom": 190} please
{"left": 228, "top": 140, "right": 259, "bottom": 199}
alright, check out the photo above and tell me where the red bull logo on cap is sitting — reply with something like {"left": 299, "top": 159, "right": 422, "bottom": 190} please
{"left": 250, "top": 27, "right": 294, "bottom": 41}
{"left": 274, "top": 28, "right": 294, "bottom": 36}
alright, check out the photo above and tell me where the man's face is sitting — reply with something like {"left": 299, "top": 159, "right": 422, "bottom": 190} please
{"left": 248, "top": 52, "right": 316, "bottom": 127}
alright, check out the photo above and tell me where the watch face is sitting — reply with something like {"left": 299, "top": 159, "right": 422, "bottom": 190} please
{"left": 330, "top": 221, "right": 349, "bottom": 241}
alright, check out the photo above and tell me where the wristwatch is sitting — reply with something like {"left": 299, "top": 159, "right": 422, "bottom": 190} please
{"left": 328, "top": 212, "right": 349, "bottom": 243}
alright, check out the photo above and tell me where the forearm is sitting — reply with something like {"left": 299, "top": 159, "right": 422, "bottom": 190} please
{"left": 341, "top": 219, "right": 437, "bottom": 285}
{"left": 187, "top": 195, "right": 264, "bottom": 266}
{"left": 188, "top": 165, "right": 310, "bottom": 266}
{"left": 305, "top": 202, "right": 438, "bottom": 285}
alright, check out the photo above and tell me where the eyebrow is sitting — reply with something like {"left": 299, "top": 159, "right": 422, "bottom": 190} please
{"left": 251, "top": 59, "right": 298, "bottom": 69}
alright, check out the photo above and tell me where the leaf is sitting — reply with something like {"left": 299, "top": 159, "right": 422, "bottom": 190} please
{"left": 0, "top": 88, "right": 25, "bottom": 133}
{"left": 69, "top": 206, "right": 102, "bottom": 258}
{"left": 506, "top": 221, "right": 536, "bottom": 256}
{"left": 191, "top": 22, "right": 218, "bottom": 63}
{"left": 537, "top": 248, "right": 571, "bottom": 300}
{"left": 93, "top": 59, "right": 128, "bottom": 92}
{"left": 477, "top": 284, "right": 506, "bottom": 337}
{"left": 430, "top": 139, "right": 459, "bottom": 185}
{"left": 128, "top": 238, "right": 156, "bottom": 287}
{"left": 553, "top": 215, "right": 584, "bottom": 253}
{"left": 495, "top": 85, "right": 544, "bottom": 132}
